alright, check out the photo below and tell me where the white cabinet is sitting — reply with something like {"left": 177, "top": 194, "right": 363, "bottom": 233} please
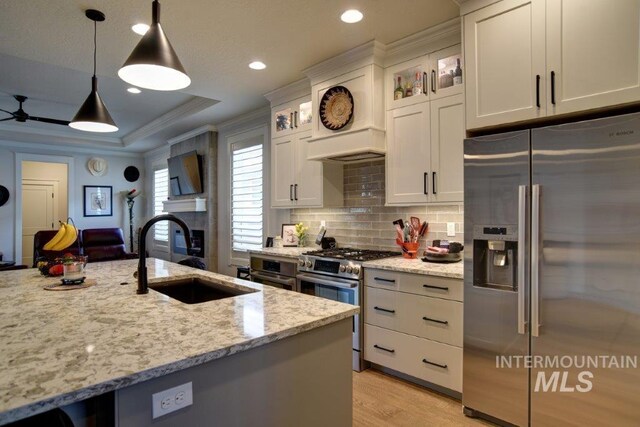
{"left": 363, "top": 268, "right": 464, "bottom": 393}
{"left": 271, "top": 131, "right": 343, "bottom": 208}
{"left": 271, "top": 95, "right": 313, "bottom": 139}
{"left": 464, "top": 0, "right": 640, "bottom": 130}
{"left": 386, "top": 94, "right": 464, "bottom": 205}
{"left": 385, "top": 45, "right": 463, "bottom": 111}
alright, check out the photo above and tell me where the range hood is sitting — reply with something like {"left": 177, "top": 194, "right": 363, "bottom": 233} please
{"left": 304, "top": 41, "right": 387, "bottom": 163}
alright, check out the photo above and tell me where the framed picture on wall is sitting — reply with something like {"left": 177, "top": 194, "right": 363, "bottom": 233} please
{"left": 83, "top": 185, "right": 113, "bottom": 217}
{"left": 281, "top": 224, "right": 298, "bottom": 247}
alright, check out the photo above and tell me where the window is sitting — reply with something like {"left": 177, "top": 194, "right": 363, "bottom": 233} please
{"left": 231, "top": 141, "right": 263, "bottom": 252}
{"left": 153, "top": 168, "right": 169, "bottom": 242}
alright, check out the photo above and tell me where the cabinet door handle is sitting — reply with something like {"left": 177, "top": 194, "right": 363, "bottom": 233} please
{"left": 374, "top": 344, "right": 395, "bottom": 353}
{"left": 289, "top": 184, "right": 293, "bottom": 201}
{"left": 374, "top": 277, "right": 396, "bottom": 283}
{"left": 423, "top": 71, "right": 428, "bottom": 95}
{"left": 294, "top": 184, "right": 298, "bottom": 201}
{"left": 374, "top": 306, "right": 396, "bottom": 314}
{"left": 422, "top": 316, "right": 448, "bottom": 325}
{"left": 423, "top": 284, "right": 449, "bottom": 291}
{"left": 431, "top": 70, "right": 436, "bottom": 94}
{"left": 550, "top": 71, "right": 556, "bottom": 105}
{"left": 422, "top": 358, "right": 447, "bottom": 369}
{"left": 432, "top": 172, "right": 437, "bottom": 195}
{"left": 536, "top": 75, "right": 541, "bottom": 108}
{"left": 424, "top": 172, "right": 429, "bottom": 195}
{"left": 294, "top": 110, "right": 298, "bottom": 127}
{"left": 290, "top": 112, "right": 294, "bottom": 129}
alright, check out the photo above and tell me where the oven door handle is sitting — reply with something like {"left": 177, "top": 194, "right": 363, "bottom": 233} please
{"left": 296, "top": 273, "right": 359, "bottom": 289}
{"left": 251, "top": 272, "right": 296, "bottom": 287}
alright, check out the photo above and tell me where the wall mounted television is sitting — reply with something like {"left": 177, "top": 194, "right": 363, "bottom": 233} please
{"left": 167, "top": 150, "right": 203, "bottom": 196}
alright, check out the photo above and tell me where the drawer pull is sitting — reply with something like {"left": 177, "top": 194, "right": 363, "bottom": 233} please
{"left": 373, "top": 344, "right": 395, "bottom": 353}
{"left": 374, "top": 277, "right": 396, "bottom": 284}
{"left": 423, "top": 284, "right": 449, "bottom": 291}
{"left": 422, "top": 358, "right": 448, "bottom": 369}
{"left": 422, "top": 316, "right": 448, "bottom": 325}
{"left": 374, "top": 306, "right": 396, "bottom": 314}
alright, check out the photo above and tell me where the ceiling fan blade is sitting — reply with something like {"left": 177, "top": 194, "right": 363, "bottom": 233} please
{"left": 28, "top": 116, "right": 71, "bottom": 126}
{"left": 0, "top": 108, "right": 14, "bottom": 115}
{"left": 0, "top": 117, "right": 15, "bottom": 122}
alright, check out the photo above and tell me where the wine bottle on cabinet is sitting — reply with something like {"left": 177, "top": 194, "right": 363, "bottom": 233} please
{"left": 405, "top": 82, "right": 413, "bottom": 97}
{"left": 394, "top": 76, "right": 404, "bottom": 100}
{"left": 412, "top": 71, "right": 423, "bottom": 95}
{"left": 453, "top": 58, "right": 463, "bottom": 85}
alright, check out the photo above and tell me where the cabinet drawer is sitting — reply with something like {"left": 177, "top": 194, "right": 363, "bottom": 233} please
{"left": 365, "top": 269, "right": 463, "bottom": 302}
{"left": 365, "top": 287, "right": 462, "bottom": 347}
{"left": 364, "top": 324, "right": 462, "bottom": 392}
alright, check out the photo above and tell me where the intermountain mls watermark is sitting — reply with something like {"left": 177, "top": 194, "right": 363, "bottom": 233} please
{"left": 496, "top": 355, "right": 638, "bottom": 392}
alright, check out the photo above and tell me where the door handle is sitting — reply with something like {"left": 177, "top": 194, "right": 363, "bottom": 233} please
{"left": 294, "top": 110, "right": 298, "bottom": 127}
{"left": 517, "top": 185, "right": 527, "bottom": 335}
{"left": 289, "top": 184, "right": 293, "bottom": 201}
{"left": 531, "top": 184, "right": 541, "bottom": 337}
{"left": 550, "top": 71, "right": 556, "bottom": 105}
{"left": 374, "top": 277, "right": 395, "bottom": 283}
{"left": 536, "top": 75, "right": 541, "bottom": 108}
{"left": 422, "top": 358, "right": 447, "bottom": 369}
{"left": 423, "top": 284, "right": 448, "bottom": 291}
{"left": 422, "top": 316, "right": 448, "bottom": 325}
{"left": 294, "top": 184, "right": 298, "bottom": 201}
{"left": 423, "top": 172, "right": 429, "bottom": 195}
{"left": 373, "top": 344, "right": 395, "bottom": 353}
{"left": 431, "top": 70, "right": 436, "bottom": 94}
{"left": 423, "top": 71, "right": 428, "bottom": 95}
{"left": 374, "top": 306, "right": 396, "bottom": 314}
{"left": 290, "top": 112, "right": 294, "bottom": 129}
{"left": 432, "top": 172, "right": 437, "bottom": 195}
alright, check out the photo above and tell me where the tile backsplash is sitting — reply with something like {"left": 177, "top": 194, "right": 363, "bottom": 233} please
{"left": 290, "top": 160, "right": 463, "bottom": 251}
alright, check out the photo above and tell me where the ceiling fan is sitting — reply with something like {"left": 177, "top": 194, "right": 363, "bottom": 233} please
{"left": 0, "top": 95, "right": 70, "bottom": 126}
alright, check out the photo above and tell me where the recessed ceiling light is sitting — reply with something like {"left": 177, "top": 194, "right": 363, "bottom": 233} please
{"left": 341, "top": 9, "right": 363, "bottom": 23}
{"left": 127, "top": 87, "right": 142, "bottom": 94}
{"left": 249, "top": 61, "right": 267, "bottom": 70}
{"left": 131, "top": 23, "right": 149, "bottom": 35}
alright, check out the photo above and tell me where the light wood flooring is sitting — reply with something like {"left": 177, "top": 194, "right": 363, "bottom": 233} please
{"left": 353, "top": 369, "right": 495, "bottom": 427}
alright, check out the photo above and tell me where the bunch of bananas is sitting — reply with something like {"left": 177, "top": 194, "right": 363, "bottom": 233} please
{"left": 43, "top": 220, "right": 78, "bottom": 251}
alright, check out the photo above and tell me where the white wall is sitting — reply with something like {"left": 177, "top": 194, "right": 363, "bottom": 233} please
{"left": 0, "top": 141, "right": 144, "bottom": 262}
{"left": 216, "top": 108, "right": 289, "bottom": 276}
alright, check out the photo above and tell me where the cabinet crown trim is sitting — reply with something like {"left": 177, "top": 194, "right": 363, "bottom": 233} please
{"left": 264, "top": 78, "right": 311, "bottom": 106}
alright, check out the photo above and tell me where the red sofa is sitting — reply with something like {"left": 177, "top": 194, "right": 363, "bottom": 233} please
{"left": 33, "top": 228, "right": 137, "bottom": 267}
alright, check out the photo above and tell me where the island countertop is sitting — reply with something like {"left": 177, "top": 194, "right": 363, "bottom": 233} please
{"left": 0, "top": 259, "right": 358, "bottom": 425}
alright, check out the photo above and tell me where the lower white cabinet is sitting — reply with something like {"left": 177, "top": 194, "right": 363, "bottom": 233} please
{"left": 364, "top": 268, "right": 463, "bottom": 393}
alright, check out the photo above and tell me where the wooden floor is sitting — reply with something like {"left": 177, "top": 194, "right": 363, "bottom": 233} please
{"left": 353, "top": 369, "right": 495, "bottom": 427}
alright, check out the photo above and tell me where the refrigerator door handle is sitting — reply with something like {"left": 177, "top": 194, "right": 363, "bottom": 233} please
{"left": 531, "top": 184, "right": 541, "bottom": 337}
{"left": 518, "top": 185, "right": 527, "bottom": 335}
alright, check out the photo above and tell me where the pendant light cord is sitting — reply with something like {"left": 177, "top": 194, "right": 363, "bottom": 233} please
{"left": 93, "top": 19, "right": 97, "bottom": 77}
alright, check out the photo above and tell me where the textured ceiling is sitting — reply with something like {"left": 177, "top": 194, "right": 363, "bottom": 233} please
{"left": 0, "top": 0, "right": 460, "bottom": 152}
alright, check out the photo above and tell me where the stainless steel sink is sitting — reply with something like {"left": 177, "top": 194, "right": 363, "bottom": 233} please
{"left": 149, "top": 277, "right": 257, "bottom": 304}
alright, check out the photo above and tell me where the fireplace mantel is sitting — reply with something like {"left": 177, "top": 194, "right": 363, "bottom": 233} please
{"left": 162, "top": 198, "right": 207, "bottom": 213}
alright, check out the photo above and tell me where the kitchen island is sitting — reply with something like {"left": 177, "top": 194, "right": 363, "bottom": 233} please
{"left": 0, "top": 259, "right": 358, "bottom": 426}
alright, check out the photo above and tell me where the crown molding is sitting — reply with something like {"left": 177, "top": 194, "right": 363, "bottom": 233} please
{"left": 0, "top": 122, "right": 122, "bottom": 147}
{"left": 264, "top": 78, "right": 311, "bottom": 106}
{"left": 383, "top": 18, "right": 462, "bottom": 67}
{"left": 303, "top": 40, "right": 387, "bottom": 85}
{"left": 216, "top": 106, "right": 270, "bottom": 132}
{"left": 143, "top": 144, "right": 171, "bottom": 159}
{"left": 122, "top": 97, "right": 218, "bottom": 147}
{"left": 456, "top": 0, "right": 500, "bottom": 15}
{"left": 167, "top": 125, "right": 217, "bottom": 146}
{"left": 0, "top": 138, "right": 142, "bottom": 158}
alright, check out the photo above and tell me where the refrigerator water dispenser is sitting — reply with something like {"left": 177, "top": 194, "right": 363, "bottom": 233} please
{"left": 473, "top": 226, "right": 518, "bottom": 291}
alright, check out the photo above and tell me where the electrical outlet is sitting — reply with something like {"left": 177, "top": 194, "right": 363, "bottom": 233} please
{"left": 447, "top": 222, "right": 456, "bottom": 237}
{"left": 320, "top": 220, "right": 326, "bottom": 227}
{"left": 152, "top": 382, "right": 193, "bottom": 419}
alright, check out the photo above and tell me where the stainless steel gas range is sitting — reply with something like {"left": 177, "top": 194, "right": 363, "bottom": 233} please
{"left": 296, "top": 248, "right": 400, "bottom": 371}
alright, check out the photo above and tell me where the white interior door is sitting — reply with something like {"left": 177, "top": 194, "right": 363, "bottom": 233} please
{"left": 22, "top": 181, "right": 57, "bottom": 266}
{"left": 546, "top": 0, "right": 640, "bottom": 115}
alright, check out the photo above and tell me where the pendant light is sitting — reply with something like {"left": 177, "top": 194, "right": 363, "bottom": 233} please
{"left": 69, "top": 10, "right": 118, "bottom": 133}
{"left": 118, "top": 0, "right": 190, "bottom": 91}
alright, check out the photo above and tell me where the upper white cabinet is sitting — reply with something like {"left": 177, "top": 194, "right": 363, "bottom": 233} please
{"left": 271, "top": 95, "right": 313, "bottom": 139}
{"left": 385, "top": 45, "right": 463, "bottom": 111}
{"left": 464, "top": 0, "right": 640, "bottom": 130}
{"left": 386, "top": 94, "right": 464, "bottom": 205}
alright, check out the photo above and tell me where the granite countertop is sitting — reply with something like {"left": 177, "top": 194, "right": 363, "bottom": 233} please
{"left": 363, "top": 256, "right": 464, "bottom": 279}
{"left": 249, "top": 247, "right": 312, "bottom": 259}
{"left": 0, "top": 259, "right": 358, "bottom": 425}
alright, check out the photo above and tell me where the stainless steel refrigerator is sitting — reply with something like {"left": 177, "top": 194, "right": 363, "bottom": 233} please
{"left": 463, "top": 113, "right": 640, "bottom": 426}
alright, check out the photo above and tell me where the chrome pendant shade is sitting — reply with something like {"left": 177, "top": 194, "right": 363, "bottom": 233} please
{"left": 70, "top": 9, "right": 118, "bottom": 133}
{"left": 118, "top": 1, "right": 191, "bottom": 91}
